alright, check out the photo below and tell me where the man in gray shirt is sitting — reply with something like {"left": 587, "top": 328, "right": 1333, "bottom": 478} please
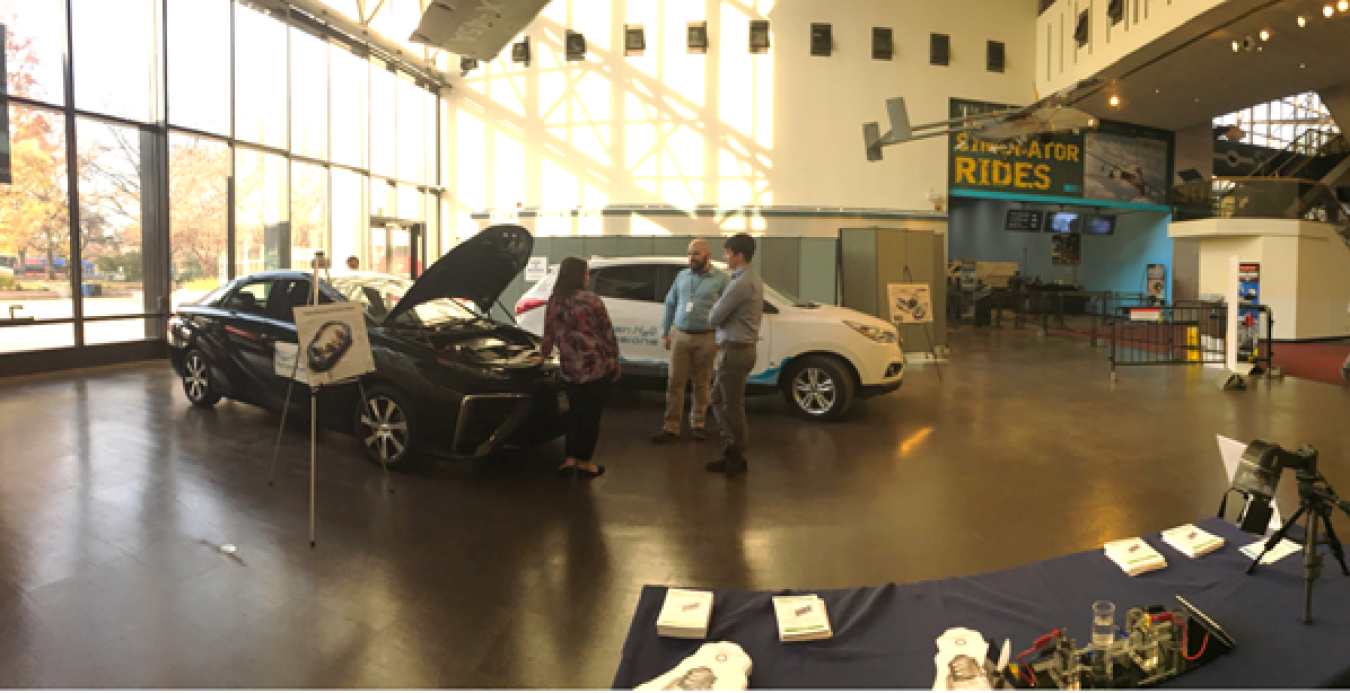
{"left": 705, "top": 233, "right": 763, "bottom": 479}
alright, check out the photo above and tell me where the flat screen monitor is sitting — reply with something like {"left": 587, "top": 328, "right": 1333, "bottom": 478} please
{"left": 1083, "top": 215, "right": 1116, "bottom": 235}
{"left": 1005, "top": 210, "right": 1044, "bottom": 232}
{"left": 1044, "top": 212, "right": 1080, "bottom": 233}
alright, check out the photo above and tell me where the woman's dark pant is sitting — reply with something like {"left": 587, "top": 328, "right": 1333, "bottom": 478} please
{"left": 564, "top": 376, "right": 612, "bottom": 462}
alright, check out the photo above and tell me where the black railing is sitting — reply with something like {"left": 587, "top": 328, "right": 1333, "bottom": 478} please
{"left": 1107, "top": 302, "right": 1274, "bottom": 377}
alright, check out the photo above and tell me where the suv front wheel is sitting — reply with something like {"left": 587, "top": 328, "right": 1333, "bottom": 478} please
{"left": 781, "top": 355, "right": 855, "bottom": 421}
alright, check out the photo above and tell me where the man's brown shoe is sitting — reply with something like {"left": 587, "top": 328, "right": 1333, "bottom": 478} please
{"left": 691, "top": 428, "right": 709, "bottom": 441}
{"left": 651, "top": 430, "right": 679, "bottom": 443}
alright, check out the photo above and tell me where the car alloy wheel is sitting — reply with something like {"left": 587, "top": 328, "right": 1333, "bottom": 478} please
{"left": 793, "top": 367, "right": 837, "bottom": 416}
{"left": 359, "top": 391, "right": 411, "bottom": 466}
{"left": 182, "top": 350, "right": 221, "bottom": 407}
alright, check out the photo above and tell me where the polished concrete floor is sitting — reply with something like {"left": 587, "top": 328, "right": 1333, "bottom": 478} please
{"left": 1, "top": 328, "right": 1348, "bottom": 687}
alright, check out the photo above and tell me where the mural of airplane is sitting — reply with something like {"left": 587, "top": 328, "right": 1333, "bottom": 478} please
{"left": 864, "top": 79, "right": 1103, "bottom": 161}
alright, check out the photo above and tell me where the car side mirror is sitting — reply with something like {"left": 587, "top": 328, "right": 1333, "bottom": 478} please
{"left": 763, "top": 301, "right": 780, "bottom": 315}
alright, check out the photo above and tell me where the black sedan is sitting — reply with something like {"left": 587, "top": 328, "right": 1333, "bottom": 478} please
{"left": 167, "top": 225, "right": 564, "bottom": 467}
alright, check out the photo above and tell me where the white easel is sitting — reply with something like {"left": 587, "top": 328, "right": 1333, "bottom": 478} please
{"left": 266, "top": 251, "right": 391, "bottom": 547}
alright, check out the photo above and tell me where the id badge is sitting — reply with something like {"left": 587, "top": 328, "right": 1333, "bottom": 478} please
{"left": 556, "top": 390, "right": 570, "bottom": 413}
{"left": 685, "top": 302, "right": 694, "bottom": 313}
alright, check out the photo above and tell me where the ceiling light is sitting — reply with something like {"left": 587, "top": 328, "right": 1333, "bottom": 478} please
{"left": 1340, "top": 0, "right": 1348, "bottom": 11}
{"left": 1298, "top": 15, "right": 1307, "bottom": 27}
{"left": 1232, "top": 40, "right": 1240, "bottom": 52}
{"left": 1324, "top": 5, "right": 1334, "bottom": 18}
{"left": 1260, "top": 30, "right": 1270, "bottom": 41}
{"left": 1109, "top": 95, "right": 1120, "bottom": 107}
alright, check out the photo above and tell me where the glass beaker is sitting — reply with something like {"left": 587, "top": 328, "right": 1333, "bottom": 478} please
{"left": 1092, "top": 601, "right": 1116, "bottom": 647}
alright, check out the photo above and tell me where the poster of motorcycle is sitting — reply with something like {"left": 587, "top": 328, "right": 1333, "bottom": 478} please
{"left": 290, "top": 302, "right": 376, "bottom": 386}
{"left": 887, "top": 283, "right": 934, "bottom": 324}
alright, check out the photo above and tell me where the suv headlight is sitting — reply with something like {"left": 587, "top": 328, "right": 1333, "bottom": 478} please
{"left": 844, "top": 320, "right": 897, "bottom": 343}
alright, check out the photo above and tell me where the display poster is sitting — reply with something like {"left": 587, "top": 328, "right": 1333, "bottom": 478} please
{"left": 1146, "top": 263, "right": 1167, "bottom": 301}
{"left": 1005, "top": 209, "right": 1043, "bottom": 231}
{"left": 1051, "top": 233, "right": 1081, "bottom": 265}
{"left": 959, "top": 260, "right": 978, "bottom": 290}
{"left": 291, "top": 302, "right": 376, "bottom": 386}
{"left": 948, "top": 98, "right": 1174, "bottom": 204}
{"left": 525, "top": 256, "right": 548, "bottom": 281}
{"left": 887, "top": 283, "right": 933, "bottom": 324}
{"left": 1237, "top": 262, "right": 1261, "bottom": 363}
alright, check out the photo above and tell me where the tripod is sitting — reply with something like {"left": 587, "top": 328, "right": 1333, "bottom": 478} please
{"left": 1246, "top": 469, "right": 1350, "bottom": 623}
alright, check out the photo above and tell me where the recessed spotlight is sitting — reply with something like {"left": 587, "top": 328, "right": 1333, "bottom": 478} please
{"left": 1301, "top": 62, "right": 1307, "bottom": 68}
{"left": 1194, "top": 97, "right": 1200, "bottom": 103}
{"left": 1232, "top": 40, "right": 1240, "bottom": 52}
{"left": 1298, "top": 15, "right": 1307, "bottom": 27}
{"left": 1109, "top": 95, "right": 1121, "bottom": 107}
{"left": 1260, "top": 30, "right": 1270, "bottom": 41}
{"left": 1155, "top": 88, "right": 1161, "bottom": 94}
{"left": 1324, "top": 5, "right": 1334, "bottom": 18}
{"left": 1340, "top": 0, "right": 1348, "bottom": 11}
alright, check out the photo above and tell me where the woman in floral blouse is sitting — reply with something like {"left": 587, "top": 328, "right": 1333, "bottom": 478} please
{"left": 540, "top": 257, "right": 621, "bottom": 478}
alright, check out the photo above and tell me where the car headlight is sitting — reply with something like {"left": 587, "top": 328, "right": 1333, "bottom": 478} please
{"left": 844, "top": 320, "right": 897, "bottom": 343}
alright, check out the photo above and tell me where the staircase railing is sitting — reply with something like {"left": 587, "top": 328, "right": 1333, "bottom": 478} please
{"left": 1246, "top": 128, "right": 1346, "bottom": 179}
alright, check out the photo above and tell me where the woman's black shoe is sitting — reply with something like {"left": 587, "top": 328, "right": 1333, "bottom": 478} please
{"left": 576, "top": 464, "right": 606, "bottom": 479}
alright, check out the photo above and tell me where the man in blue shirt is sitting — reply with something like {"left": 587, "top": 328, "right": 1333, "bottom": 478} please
{"left": 653, "top": 239, "right": 730, "bottom": 443}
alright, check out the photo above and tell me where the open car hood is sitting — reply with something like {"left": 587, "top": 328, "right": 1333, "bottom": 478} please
{"left": 384, "top": 224, "right": 533, "bottom": 324}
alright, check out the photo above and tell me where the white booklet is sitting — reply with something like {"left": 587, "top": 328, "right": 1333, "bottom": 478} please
{"left": 1161, "top": 524, "right": 1225, "bottom": 558}
{"left": 657, "top": 589, "right": 714, "bottom": 639}
{"left": 1104, "top": 537, "right": 1168, "bottom": 576}
{"left": 772, "top": 595, "right": 833, "bottom": 642}
{"left": 1240, "top": 537, "right": 1303, "bottom": 565}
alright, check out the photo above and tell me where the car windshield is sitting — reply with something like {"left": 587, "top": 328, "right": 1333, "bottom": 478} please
{"left": 330, "top": 275, "right": 483, "bottom": 327}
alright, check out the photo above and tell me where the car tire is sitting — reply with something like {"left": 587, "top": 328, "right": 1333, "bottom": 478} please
{"left": 181, "top": 349, "right": 222, "bottom": 408}
{"left": 356, "top": 385, "right": 417, "bottom": 468}
{"left": 782, "top": 355, "right": 855, "bottom": 421}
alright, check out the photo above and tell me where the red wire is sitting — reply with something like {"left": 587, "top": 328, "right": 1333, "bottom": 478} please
{"left": 1181, "top": 621, "right": 1210, "bottom": 661}
{"left": 1015, "top": 630, "right": 1059, "bottom": 685}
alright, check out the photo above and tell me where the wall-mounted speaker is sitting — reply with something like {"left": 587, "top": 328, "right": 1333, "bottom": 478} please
{"left": 810, "top": 23, "right": 832, "bottom": 57}
{"left": 873, "top": 27, "right": 893, "bottom": 60}
{"left": 987, "top": 40, "right": 1005, "bottom": 72}
{"left": 688, "top": 21, "right": 708, "bottom": 53}
{"left": 750, "top": 20, "right": 770, "bottom": 53}
{"left": 1108, "top": 0, "right": 1125, "bottom": 25}
{"left": 625, "top": 25, "right": 645, "bottom": 56}
{"left": 511, "top": 37, "right": 530, "bottom": 65}
{"left": 1075, "top": 10, "right": 1090, "bottom": 47}
{"left": 930, "top": 33, "right": 950, "bottom": 66}
{"left": 566, "top": 31, "right": 586, "bottom": 61}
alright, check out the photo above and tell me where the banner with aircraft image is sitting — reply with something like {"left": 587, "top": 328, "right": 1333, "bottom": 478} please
{"left": 949, "top": 98, "right": 1174, "bottom": 206}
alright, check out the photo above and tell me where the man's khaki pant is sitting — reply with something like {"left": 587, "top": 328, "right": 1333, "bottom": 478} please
{"left": 663, "top": 328, "right": 718, "bottom": 433}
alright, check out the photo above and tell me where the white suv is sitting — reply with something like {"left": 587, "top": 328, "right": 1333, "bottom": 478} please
{"left": 515, "top": 257, "right": 905, "bottom": 420}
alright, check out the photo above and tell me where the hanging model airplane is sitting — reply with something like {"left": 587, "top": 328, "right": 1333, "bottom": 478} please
{"left": 864, "top": 79, "right": 1103, "bottom": 162}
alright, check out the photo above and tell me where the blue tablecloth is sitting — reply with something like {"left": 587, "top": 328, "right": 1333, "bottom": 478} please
{"left": 612, "top": 518, "right": 1350, "bottom": 688}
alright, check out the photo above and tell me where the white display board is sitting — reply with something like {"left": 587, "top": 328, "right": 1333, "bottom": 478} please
{"left": 887, "top": 283, "right": 933, "bottom": 324}
{"left": 292, "top": 302, "right": 376, "bottom": 386}
{"left": 525, "top": 256, "right": 549, "bottom": 282}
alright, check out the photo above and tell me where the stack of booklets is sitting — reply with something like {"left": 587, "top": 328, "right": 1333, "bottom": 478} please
{"left": 656, "top": 589, "right": 714, "bottom": 639}
{"left": 1161, "top": 524, "right": 1226, "bottom": 558}
{"left": 772, "top": 594, "right": 833, "bottom": 642}
{"left": 1103, "top": 537, "right": 1168, "bottom": 576}
{"left": 1240, "top": 537, "right": 1302, "bottom": 564}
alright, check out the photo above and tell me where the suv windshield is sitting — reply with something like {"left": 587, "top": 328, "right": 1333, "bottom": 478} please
{"left": 331, "top": 275, "right": 482, "bottom": 327}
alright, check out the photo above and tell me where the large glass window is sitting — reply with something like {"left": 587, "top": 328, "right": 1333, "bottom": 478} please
{"left": 1, "top": 0, "right": 67, "bottom": 106}
{"left": 370, "top": 61, "right": 396, "bottom": 177}
{"left": 291, "top": 161, "right": 328, "bottom": 268}
{"left": 234, "top": 2, "right": 287, "bottom": 148}
{"left": 72, "top": 0, "right": 155, "bottom": 122}
{"left": 291, "top": 27, "right": 328, "bottom": 160}
{"left": 397, "top": 72, "right": 424, "bottom": 183}
{"left": 0, "top": 103, "right": 72, "bottom": 353}
{"left": 167, "top": 0, "right": 231, "bottom": 135}
{"left": 76, "top": 118, "right": 147, "bottom": 343}
{"left": 235, "top": 148, "right": 288, "bottom": 275}
{"left": 331, "top": 167, "right": 365, "bottom": 271}
{"left": 330, "top": 42, "right": 368, "bottom": 169}
{"left": 169, "top": 133, "right": 230, "bottom": 302}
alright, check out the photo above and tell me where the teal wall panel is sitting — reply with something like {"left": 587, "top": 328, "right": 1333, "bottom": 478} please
{"left": 799, "top": 238, "right": 837, "bottom": 305}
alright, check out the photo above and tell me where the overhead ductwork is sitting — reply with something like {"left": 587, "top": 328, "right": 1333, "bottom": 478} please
{"left": 409, "top": 0, "right": 553, "bottom": 61}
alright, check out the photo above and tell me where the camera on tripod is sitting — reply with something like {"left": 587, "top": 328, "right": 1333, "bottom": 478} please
{"left": 1221, "top": 440, "right": 1318, "bottom": 533}
{"left": 1219, "top": 439, "right": 1350, "bottom": 623}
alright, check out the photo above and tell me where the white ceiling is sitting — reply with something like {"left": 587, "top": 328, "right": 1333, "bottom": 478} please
{"left": 1064, "top": 0, "right": 1350, "bottom": 130}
